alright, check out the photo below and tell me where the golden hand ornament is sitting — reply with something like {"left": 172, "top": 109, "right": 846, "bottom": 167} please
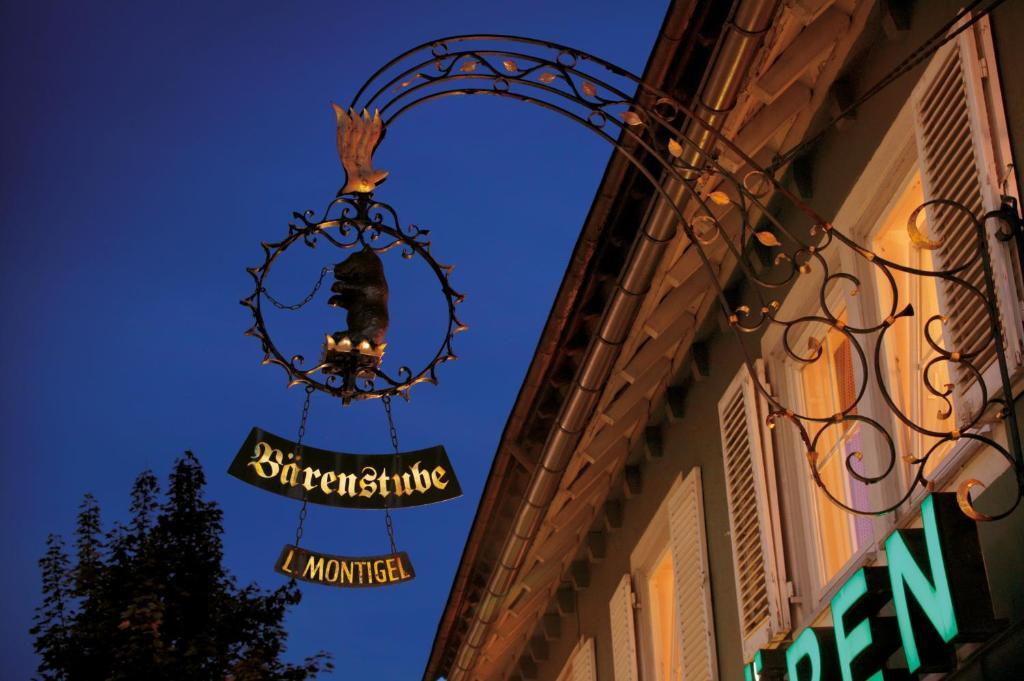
{"left": 332, "top": 104, "right": 389, "bottom": 194}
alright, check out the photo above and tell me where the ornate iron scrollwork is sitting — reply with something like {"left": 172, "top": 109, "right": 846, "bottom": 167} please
{"left": 749, "top": 199, "right": 1024, "bottom": 521}
{"left": 242, "top": 193, "right": 465, "bottom": 404}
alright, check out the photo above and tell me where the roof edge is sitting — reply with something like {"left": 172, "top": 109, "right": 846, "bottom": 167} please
{"left": 422, "top": 2, "right": 697, "bottom": 678}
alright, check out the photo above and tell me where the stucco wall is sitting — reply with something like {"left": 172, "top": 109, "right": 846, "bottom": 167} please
{"left": 529, "top": 319, "right": 746, "bottom": 681}
{"left": 987, "top": 0, "right": 1024, "bottom": 198}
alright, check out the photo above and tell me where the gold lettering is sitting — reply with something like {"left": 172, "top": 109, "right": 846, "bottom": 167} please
{"left": 301, "top": 467, "right": 322, "bottom": 492}
{"left": 247, "top": 442, "right": 281, "bottom": 479}
{"left": 386, "top": 557, "right": 398, "bottom": 582}
{"left": 398, "top": 555, "right": 411, "bottom": 580}
{"left": 356, "top": 561, "right": 365, "bottom": 584}
{"left": 409, "top": 461, "right": 432, "bottom": 493}
{"left": 303, "top": 556, "right": 324, "bottom": 581}
{"left": 280, "top": 461, "right": 300, "bottom": 487}
{"left": 373, "top": 560, "right": 388, "bottom": 583}
{"left": 280, "top": 548, "right": 296, "bottom": 574}
{"left": 431, "top": 466, "right": 449, "bottom": 490}
{"left": 325, "top": 559, "right": 340, "bottom": 583}
{"left": 359, "top": 467, "right": 378, "bottom": 498}
{"left": 377, "top": 468, "right": 391, "bottom": 497}
{"left": 391, "top": 471, "right": 412, "bottom": 496}
{"left": 336, "top": 472, "right": 357, "bottom": 497}
{"left": 320, "top": 471, "right": 336, "bottom": 495}
{"left": 341, "top": 560, "right": 354, "bottom": 584}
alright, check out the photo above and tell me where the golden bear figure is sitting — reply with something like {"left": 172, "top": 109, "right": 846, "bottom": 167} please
{"left": 326, "top": 247, "right": 389, "bottom": 352}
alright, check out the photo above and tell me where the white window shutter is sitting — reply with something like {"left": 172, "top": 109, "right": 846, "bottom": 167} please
{"left": 668, "top": 467, "right": 718, "bottom": 681}
{"left": 556, "top": 638, "right": 597, "bottom": 681}
{"left": 571, "top": 638, "right": 597, "bottom": 681}
{"left": 718, "top": 362, "right": 790, "bottom": 662}
{"left": 609, "top": 574, "right": 639, "bottom": 681}
{"left": 911, "top": 14, "right": 1023, "bottom": 422}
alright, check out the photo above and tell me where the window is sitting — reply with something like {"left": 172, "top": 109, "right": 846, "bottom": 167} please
{"left": 869, "top": 12, "right": 1022, "bottom": 489}
{"left": 796, "top": 308, "right": 874, "bottom": 579}
{"left": 645, "top": 548, "right": 680, "bottom": 680}
{"left": 872, "top": 172, "right": 956, "bottom": 478}
{"left": 766, "top": 298, "right": 878, "bottom": 597}
{"left": 615, "top": 469, "right": 716, "bottom": 681}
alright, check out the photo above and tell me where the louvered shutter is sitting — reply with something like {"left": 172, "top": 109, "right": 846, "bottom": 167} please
{"left": 609, "top": 574, "right": 639, "bottom": 681}
{"left": 718, "top": 362, "right": 790, "bottom": 662}
{"left": 668, "top": 468, "right": 718, "bottom": 681}
{"left": 911, "top": 15, "right": 1023, "bottom": 422}
{"left": 571, "top": 638, "right": 597, "bottom": 681}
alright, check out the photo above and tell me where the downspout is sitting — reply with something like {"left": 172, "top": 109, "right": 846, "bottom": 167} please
{"left": 446, "top": 1, "right": 777, "bottom": 678}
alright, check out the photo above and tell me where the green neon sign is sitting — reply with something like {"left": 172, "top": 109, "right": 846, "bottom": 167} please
{"left": 742, "top": 494, "right": 995, "bottom": 681}
{"left": 885, "top": 494, "right": 957, "bottom": 672}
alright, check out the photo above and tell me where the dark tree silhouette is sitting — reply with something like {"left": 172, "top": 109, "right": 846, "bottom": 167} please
{"left": 31, "top": 452, "right": 332, "bottom": 681}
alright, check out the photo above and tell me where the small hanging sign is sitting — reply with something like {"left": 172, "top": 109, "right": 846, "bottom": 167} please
{"left": 276, "top": 544, "right": 415, "bottom": 588}
{"left": 229, "top": 427, "right": 461, "bottom": 509}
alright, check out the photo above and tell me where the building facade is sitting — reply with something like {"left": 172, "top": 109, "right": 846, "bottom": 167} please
{"left": 426, "top": 1, "right": 1024, "bottom": 679}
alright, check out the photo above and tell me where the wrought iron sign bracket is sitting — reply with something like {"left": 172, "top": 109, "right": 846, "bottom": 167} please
{"left": 316, "top": 34, "right": 1024, "bottom": 521}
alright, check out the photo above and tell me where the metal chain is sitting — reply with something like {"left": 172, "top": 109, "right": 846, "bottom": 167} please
{"left": 293, "top": 385, "right": 315, "bottom": 548}
{"left": 382, "top": 395, "right": 400, "bottom": 557}
{"left": 262, "top": 266, "right": 331, "bottom": 311}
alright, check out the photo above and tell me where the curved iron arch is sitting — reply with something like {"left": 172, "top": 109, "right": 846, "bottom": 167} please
{"left": 266, "top": 34, "right": 1024, "bottom": 520}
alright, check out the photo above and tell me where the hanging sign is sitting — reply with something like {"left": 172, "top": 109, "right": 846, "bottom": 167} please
{"left": 742, "top": 493, "right": 998, "bottom": 681}
{"left": 275, "top": 544, "right": 415, "bottom": 588}
{"left": 229, "top": 427, "right": 461, "bottom": 509}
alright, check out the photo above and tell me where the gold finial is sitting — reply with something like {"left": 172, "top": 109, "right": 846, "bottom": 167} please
{"left": 332, "top": 104, "right": 389, "bottom": 194}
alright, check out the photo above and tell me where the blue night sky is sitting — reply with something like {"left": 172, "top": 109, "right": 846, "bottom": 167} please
{"left": 0, "top": 1, "right": 665, "bottom": 678}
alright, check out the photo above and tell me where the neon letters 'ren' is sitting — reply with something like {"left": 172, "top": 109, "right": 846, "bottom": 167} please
{"left": 884, "top": 493, "right": 995, "bottom": 673}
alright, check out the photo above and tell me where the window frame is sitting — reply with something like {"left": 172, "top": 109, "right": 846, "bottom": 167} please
{"left": 762, "top": 277, "right": 888, "bottom": 614}
{"left": 845, "top": 142, "right": 983, "bottom": 508}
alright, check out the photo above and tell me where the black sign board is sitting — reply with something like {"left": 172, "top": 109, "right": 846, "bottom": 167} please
{"left": 229, "top": 427, "right": 461, "bottom": 509}
{"left": 275, "top": 544, "right": 415, "bottom": 588}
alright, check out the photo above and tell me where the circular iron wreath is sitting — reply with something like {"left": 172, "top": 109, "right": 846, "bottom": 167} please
{"left": 240, "top": 193, "right": 466, "bottom": 403}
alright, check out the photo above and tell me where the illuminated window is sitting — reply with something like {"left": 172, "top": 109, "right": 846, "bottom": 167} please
{"left": 872, "top": 172, "right": 956, "bottom": 478}
{"left": 645, "top": 548, "right": 681, "bottom": 680}
{"left": 626, "top": 471, "right": 716, "bottom": 680}
{"left": 798, "top": 310, "right": 873, "bottom": 582}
